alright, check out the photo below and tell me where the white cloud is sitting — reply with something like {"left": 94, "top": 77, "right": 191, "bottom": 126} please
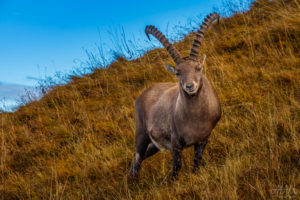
{"left": 0, "top": 82, "right": 34, "bottom": 98}
{"left": 0, "top": 82, "right": 36, "bottom": 111}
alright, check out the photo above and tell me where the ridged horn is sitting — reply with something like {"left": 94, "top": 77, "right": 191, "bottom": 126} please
{"left": 189, "top": 12, "right": 219, "bottom": 60}
{"left": 145, "top": 25, "right": 182, "bottom": 65}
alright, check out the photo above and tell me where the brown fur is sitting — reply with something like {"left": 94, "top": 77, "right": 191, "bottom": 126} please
{"left": 130, "top": 59, "right": 221, "bottom": 178}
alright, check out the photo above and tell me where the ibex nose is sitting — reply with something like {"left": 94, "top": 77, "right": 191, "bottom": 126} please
{"left": 185, "top": 83, "right": 194, "bottom": 90}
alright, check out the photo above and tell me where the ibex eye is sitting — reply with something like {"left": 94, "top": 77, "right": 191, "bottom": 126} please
{"left": 175, "top": 71, "right": 180, "bottom": 76}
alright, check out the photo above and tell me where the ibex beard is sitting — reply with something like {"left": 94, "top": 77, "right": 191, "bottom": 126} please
{"left": 130, "top": 13, "right": 221, "bottom": 179}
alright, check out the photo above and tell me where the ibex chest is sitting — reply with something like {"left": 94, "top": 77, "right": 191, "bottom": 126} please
{"left": 174, "top": 110, "right": 214, "bottom": 146}
{"left": 173, "top": 94, "right": 220, "bottom": 146}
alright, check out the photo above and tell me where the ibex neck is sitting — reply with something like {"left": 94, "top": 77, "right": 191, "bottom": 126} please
{"left": 176, "top": 81, "right": 205, "bottom": 116}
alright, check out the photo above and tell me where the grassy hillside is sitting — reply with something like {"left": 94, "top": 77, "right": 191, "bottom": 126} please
{"left": 1, "top": 0, "right": 299, "bottom": 199}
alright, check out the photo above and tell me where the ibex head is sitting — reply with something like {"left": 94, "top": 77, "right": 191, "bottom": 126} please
{"left": 145, "top": 13, "right": 219, "bottom": 95}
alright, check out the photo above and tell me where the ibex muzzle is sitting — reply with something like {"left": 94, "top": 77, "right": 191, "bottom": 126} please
{"left": 130, "top": 13, "right": 221, "bottom": 179}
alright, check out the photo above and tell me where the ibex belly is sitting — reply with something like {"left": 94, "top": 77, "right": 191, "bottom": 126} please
{"left": 148, "top": 134, "right": 167, "bottom": 152}
{"left": 147, "top": 123, "right": 172, "bottom": 152}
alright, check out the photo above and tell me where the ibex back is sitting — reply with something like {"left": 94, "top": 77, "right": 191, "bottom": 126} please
{"left": 130, "top": 13, "right": 221, "bottom": 179}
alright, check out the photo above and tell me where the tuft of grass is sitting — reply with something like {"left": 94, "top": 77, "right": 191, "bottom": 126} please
{"left": 1, "top": 0, "right": 300, "bottom": 199}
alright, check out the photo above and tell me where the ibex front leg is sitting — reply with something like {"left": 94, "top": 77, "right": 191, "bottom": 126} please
{"left": 129, "top": 128, "right": 150, "bottom": 179}
{"left": 171, "top": 137, "right": 183, "bottom": 179}
{"left": 193, "top": 139, "right": 208, "bottom": 173}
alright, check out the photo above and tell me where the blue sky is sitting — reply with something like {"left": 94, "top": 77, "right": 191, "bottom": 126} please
{"left": 0, "top": 0, "right": 224, "bottom": 110}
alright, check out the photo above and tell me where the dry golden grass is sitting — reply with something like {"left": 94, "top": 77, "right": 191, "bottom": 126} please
{"left": 1, "top": 0, "right": 300, "bottom": 199}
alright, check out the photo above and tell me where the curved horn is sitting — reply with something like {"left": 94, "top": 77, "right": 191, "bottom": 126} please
{"left": 145, "top": 25, "right": 182, "bottom": 65}
{"left": 189, "top": 12, "right": 219, "bottom": 60}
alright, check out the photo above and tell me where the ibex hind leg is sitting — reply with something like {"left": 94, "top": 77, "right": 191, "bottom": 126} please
{"left": 129, "top": 127, "right": 150, "bottom": 179}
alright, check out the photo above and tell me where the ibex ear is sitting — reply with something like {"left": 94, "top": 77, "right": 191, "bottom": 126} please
{"left": 199, "top": 54, "right": 206, "bottom": 66}
{"left": 164, "top": 64, "right": 176, "bottom": 75}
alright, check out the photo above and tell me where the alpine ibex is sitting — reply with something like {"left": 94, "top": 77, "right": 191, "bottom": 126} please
{"left": 130, "top": 13, "right": 221, "bottom": 178}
